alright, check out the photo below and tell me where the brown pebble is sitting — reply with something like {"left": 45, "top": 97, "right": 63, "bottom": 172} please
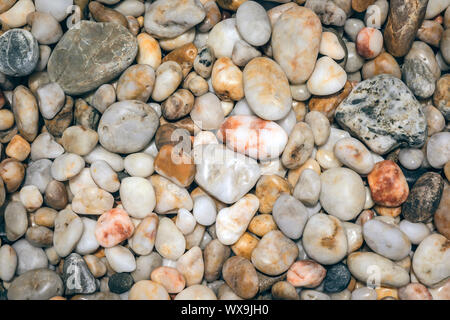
{"left": 248, "top": 214, "right": 278, "bottom": 238}
{"left": 6, "top": 135, "right": 30, "bottom": 161}
{"left": 89, "top": 1, "right": 128, "bottom": 28}
{"left": 0, "top": 158, "right": 25, "bottom": 193}
{"left": 154, "top": 144, "right": 195, "bottom": 188}
{"left": 44, "top": 180, "right": 68, "bottom": 210}
{"left": 231, "top": 232, "right": 259, "bottom": 260}
{"left": 271, "top": 281, "right": 299, "bottom": 300}
{"left": 374, "top": 205, "right": 402, "bottom": 217}
{"left": 162, "top": 43, "right": 197, "bottom": 78}
{"left": 222, "top": 256, "right": 259, "bottom": 299}
{"left": 434, "top": 184, "right": 450, "bottom": 239}
{"left": 308, "top": 81, "right": 352, "bottom": 122}
{"left": 255, "top": 175, "right": 291, "bottom": 214}
{"left": 161, "top": 89, "right": 194, "bottom": 121}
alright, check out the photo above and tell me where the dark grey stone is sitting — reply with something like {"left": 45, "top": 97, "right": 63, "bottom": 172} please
{"left": 63, "top": 253, "right": 97, "bottom": 295}
{"left": 335, "top": 74, "right": 427, "bottom": 155}
{"left": 0, "top": 29, "right": 39, "bottom": 77}
{"left": 48, "top": 21, "right": 137, "bottom": 95}
{"left": 323, "top": 263, "right": 351, "bottom": 293}
{"left": 108, "top": 273, "right": 134, "bottom": 294}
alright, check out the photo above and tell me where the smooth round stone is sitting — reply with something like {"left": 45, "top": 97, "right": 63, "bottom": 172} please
{"left": 4, "top": 201, "right": 28, "bottom": 241}
{"left": 48, "top": 21, "right": 137, "bottom": 95}
{"left": 435, "top": 184, "right": 450, "bottom": 239}
{"left": 76, "top": 218, "right": 99, "bottom": 255}
{"left": 90, "top": 160, "right": 119, "bottom": 193}
{"left": 319, "top": 30, "right": 346, "bottom": 60}
{"left": 12, "top": 239, "right": 48, "bottom": 275}
{"left": 344, "top": 18, "right": 365, "bottom": 41}
{"left": 216, "top": 194, "right": 259, "bottom": 245}
{"left": 98, "top": 100, "right": 159, "bottom": 154}
{"left": 61, "top": 126, "right": 98, "bottom": 156}
{"left": 320, "top": 168, "right": 366, "bottom": 221}
{"left": 210, "top": 57, "right": 243, "bottom": 101}
{"left": 0, "top": 245, "right": 17, "bottom": 281}
{"left": 402, "top": 172, "right": 444, "bottom": 222}
{"left": 398, "top": 283, "right": 433, "bottom": 300}
{"left": 144, "top": 0, "right": 205, "bottom": 39}
{"left": 367, "top": 160, "right": 410, "bottom": 207}
{"left": 398, "top": 220, "right": 430, "bottom": 245}
{"left": 363, "top": 219, "right": 411, "bottom": 260}
{"left": 204, "top": 239, "right": 230, "bottom": 282}
{"left": 105, "top": 245, "right": 136, "bottom": 273}
{"left": 362, "top": 52, "right": 401, "bottom": 79}
{"left": 71, "top": 187, "right": 114, "bottom": 215}
{"left": 433, "top": 74, "right": 450, "bottom": 120}
{"left": 251, "top": 230, "right": 298, "bottom": 276}
{"left": 84, "top": 145, "right": 124, "bottom": 172}
{"left": 7, "top": 269, "right": 63, "bottom": 300}
{"left": 20, "top": 185, "right": 43, "bottom": 211}
{"left": 0, "top": 159, "right": 25, "bottom": 193}
{"left": 293, "top": 169, "right": 321, "bottom": 207}
{"left": 129, "top": 214, "right": 159, "bottom": 256}
{"left": 243, "top": 57, "right": 291, "bottom": 121}
{"left": 116, "top": 64, "right": 155, "bottom": 102}
{"left": 334, "top": 137, "right": 375, "bottom": 175}
{"left": 176, "top": 246, "right": 204, "bottom": 286}
{"left": 25, "top": 226, "right": 53, "bottom": 248}
{"left": 281, "top": 122, "right": 314, "bottom": 170}
{"left": 95, "top": 208, "right": 134, "bottom": 248}
{"left": 193, "top": 195, "right": 216, "bottom": 226}
{"left": 109, "top": 273, "right": 134, "bottom": 294}
{"left": 300, "top": 290, "right": 331, "bottom": 300}
{"left": 217, "top": 115, "right": 288, "bottom": 160}
{"left": 150, "top": 175, "right": 193, "bottom": 214}
{"left": 307, "top": 56, "right": 347, "bottom": 96}
{"left": 255, "top": 174, "right": 290, "bottom": 215}
{"left": 131, "top": 253, "right": 162, "bottom": 282}
{"left": 0, "top": 29, "right": 39, "bottom": 77}
{"left": 150, "top": 266, "right": 185, "bottom": 294}
{"left": 68, "top": 168, "right": 97, "bottom": 197}
{"left": 176, "top": 208, "right": 196, "bottom": 235}
{"left": 30, "top": 132, "right": 64, "bottom": 161}
{"left": 426, "top": 132, "right": 450, "bottom": 169}
{"left": 23, "top": 160, "right": 51, "bottom": 195}
{"left": 129, "top": 280, "right": 170, "bottom": 300}
{"left": 222, "top": 256, "right": 259, "bottom": 299}
{"left": 12, "top": 85, "right": 39, "bottom": 142}
{"left": 51, "top": 153, "right": 85, "bottom": 181}
{"left": 356, "top": 27, "right": 383, "bottom": 59}
{"left": 272, "top": 6, "right": 322, "bottom": 84}
{"left": 412, "top": 233, "right": 450, "bottom": 287}
{"left": 287, "top": 260, "right": 326, "bottom": 288}
{"left": 36, "top": 82, "right": 65, "bottom": 120}
{"left": 425, "top": 105, "right": 445, "bottom": 136}
{"left": 272, "top": 193, "right": 308, "bottom": 239}
{"left": 195, "top": 144, "right": 261, "bottom": 204}
{"left": 323, "top": 263, "right": 351, "bottom": 293}
{"left": 398, "top": 148, "right": 424, "bottom": 170}
{"left": 232, "top": 40, "right": 262, "bottom": 67}
{"left": 151, "top": 61, "right": 183, "bottom": 102}
{"left": 343, "top": 222, "right": 363, "bottom": 253}
{"left": 236, "top": 1, "right": 271, "bottom": 46}
{"left": 175, "top": 285, "right": 217, "bottom": 300}
{"left": 305, "top": 111, "right": 330, "bottom": 147}
{"left": 124, "top": 153, "right": 154, "bottom": 178}
{"left": 302, "top": 214, "right": 348, "bottom": 265}
{"left": 207, "top": 18, "right": 243, "bottom": 59}
{"left": 272, "top": 281, "right": 299, "bottom": 300}
{"left": 351, "top": 287, "right": 377, "bottom": 300}
{"left": 190, "top": 92, "right": 224, "bottom": 130}
{"left": 155, "top": 217, "right": 186, "bottom": 260}
{"left": 91, "top": 84, "right": 116, "bottom": 113}
{"left": 120, "top": 177, "right": 156, "bottom": 219}
{"left": 34, "top": 0, "right": 72, "bottom": 21}
{"left": 347, "top": 252, "right": 410, "bottom": 287}
{"left": 53, "top": 208, "right": 83, "bottom": 257}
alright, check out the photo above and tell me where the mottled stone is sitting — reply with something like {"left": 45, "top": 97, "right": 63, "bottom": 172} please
{"left": 63, "top": 253, "right": 97, "bottom": 295}
{"left": 48, "top": 21, "right": 137, "bottom": 95}
{"left": 335, "top": 75, "right": 427, "bottom": 155}
{"left": 0, "top": 29, "right": 39, "bottom": 77}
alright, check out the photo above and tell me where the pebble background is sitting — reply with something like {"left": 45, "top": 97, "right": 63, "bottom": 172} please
{"left": 0, "top": 0, "right": 448, "bottom": 301}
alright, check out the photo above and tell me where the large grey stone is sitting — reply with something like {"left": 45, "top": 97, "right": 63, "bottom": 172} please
{"left": 47, "top": 21, "right": 137, "bottom": 95}
{"left": 335, "top": 74, "right": 427, "bottom": 155}
{"left": 0, "top": 29, "right": 39, "bottom": 77}
{"left": 7, "top": 269, "right": 63, "bottom": 300}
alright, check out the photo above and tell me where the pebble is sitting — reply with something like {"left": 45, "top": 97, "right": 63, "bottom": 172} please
{"left": 300, "top": 290, "right": 331, "bottom": 300}
{"left": 433, "top": 74, "right": 450, "bottom": 120}
{"left": 63, "top": 253, "right": 97, "bottom": 295}
{"left": 426, "top": 132, "right": 450, "bottom": 169}
{"left": 398, "top": 283, "right": 433, "bottom": 300}
{"left": 222, "top": 256, "right": 259, "bottom": 299}
{"left": 368, "top": 160, "right": 410, "bottom": 207}
{"left": 44, "top": 180, "right": 67, "bottom": 210}
{"left": 176, "top": 246, "right": 204, "bottom": 286}
{"left": 272, "top": 281, "right": 299, "bottom": 300}
{"left": 335, "top": 75, "right": 427, "bottom": 155}
{"left": 5, "top": 201, "right": 28, "bottom": 241}
{"left": 129, "top": 280, "right": 170, "bottom": 300}
{"left": 155, "top": 217, "right": 186, "bottom": 260}
{"left": 435, "top": 184, "right": 450, "bottom": 239}
{"left": 351, "top": 287, "right": 377, "bottom": 300}
{"left": 320, "top": 168, "right": 366, "bottom": 221}
{"left": 281, "top": 122, "right": 314, "bottom": 170}
{"left": 12, "top": 239, "right": 48, "bottom": 275}
{"left": 302, "top": 213, "right": 348, "bottom": 265}
{"left": 131, "top": 253, "right": 162, "bottom": 282}
{"left": 402, "top": 172, "right": 444, "bottom": 222}
{"left": 272, "top": 193, "right": 309, "bottom": 239}
{"left": 255, "top": 175, "right": 291, "bottom": 214}
{"left": 120, "top": 177, "right": 156, "bottom": 218}
{"left": 144, "top": 0, "right": 205, "bottom": 39}
{"left": 105, "top": 245, "right": 136, "bottom": 273}
{"left": 108, "top": 273, "right": 134, "bottom": 294}
{"left": 305, "top": 0, "right": 347, "bottom": 27}
{"left": 1, "top": 158, "right": 25, "bottom": 193}
{"left": 251, "top": 230, "right": 298, "bottom": 276}
{"left": 30, "top": 132, "right": 64, "bottom": 161}
{"left": 398, "top": 148, "right": 424, "bottom": 170}
{"left": 216, "top": 194, "right": 259, "bottom": 245}
{"left": 384, "top": 0, "right": 428, "bottom": 57}
{"left": 48, "top": 21, "right": 137, "bottom": 95}
{"left": 7, "top": 269, "right": 63, "bottom": 300}
{"left": 94, "top": 208, "right": 134, "bottom": 248}
{"left": 190, "top": 92, "right": 224, "bottom": 130}
{"left": 51, "top": 153, "right": 85, "bottom": 181}
{"left": 323, "top": 263, "right": 352, "bottom": 293}
{"left": 12, "top": 85, "right": 39, "bottom": 142}
{"left": 76, "top": 218, "right": 99, "bottom": 255}
{"left": 347, "top": 252, "right": 410, "bottom": 287}
{"left": 0, "top": 245, "right": 17, "bottom": 281}
{"left": 272, "top": 6, "right": 322, "bottom": 84}
{"left": 0, "top": 29, "right": 38, "bottom": 77}
{"left": 151, "top": 266, "right": 185, "bottom": 294}
{"left": 207, "top": 18, "right": 243, "bottom": 59}
{"left": 236, "top": 1, "right": 271, "bottom": 47}
{"left": 150, "top": 174, "right": 193, "bottom": 214}
{"left": 53, "top": 207, "right": 83, "bottom": 257}
{"left": 343, "top": 222, "right": 363, "bottom": 253}
{"left": 334, "top": 137, "right": 374, "bottom": 175}
{"left": 128, "top": 213, "right": 158, "bottom": 256}
{"left": 287, "top": 260, "right": 326, "bottom": 288}
{"left": 363, "top": 219, "right": 411, "bottom": 260}
{"left": 175, "top": 284, "right": 217, "bottom": 300}
{"left": 412, "top": 233, "right": 450, "bottom": 287}
{"left": 116, "top": 64, "right": 155, "bottom": 102}
{"left": 361, "top": 52, "right": 401, "bottom": 80}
